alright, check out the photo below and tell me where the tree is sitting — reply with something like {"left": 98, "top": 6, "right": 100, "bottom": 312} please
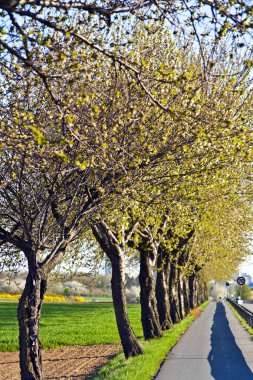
{"left": 232, "top": 284, "right": 252, "bottom": 301}
{"left": 191, "top": 187, "right": 252, "bottom": 284}
{"left": 1, "top": 1, "right": 253, "bottom": 66}
{"left": 91, "top": 217, "right": 144, "bottom": 358}
{"left": 135, "top": 222, "right": 165, "bottom": 339}
{"left": 155, "top": 244, "right": 173, "bottom": 330}
{"left": 1, "top": 21, "right": 253, "bottom": 378}
{"left": 1, "top": 0, "right": 253, "bottom": 105}
{"left": 0, "top": 144, "right": 110, "bottom": 378}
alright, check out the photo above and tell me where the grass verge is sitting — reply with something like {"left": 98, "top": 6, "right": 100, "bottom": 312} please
{"left": 227, "top": 302, "right": 253, "bottom": 336}
{"left": 93, "top": 301, "right": 210, "bottom": 380}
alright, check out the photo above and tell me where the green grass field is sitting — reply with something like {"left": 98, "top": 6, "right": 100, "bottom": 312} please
{"left": 0, "top": 302, "right": 142, "bottom": 352}
{"left": 81, "top": 296, "right": 113, "bottom": 302}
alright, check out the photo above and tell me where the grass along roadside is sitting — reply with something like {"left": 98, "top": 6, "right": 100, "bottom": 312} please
{"left": 227, "top": 301, "right": 253, "bottom": 336}
{"left": 93, "top": 301, "right": 210, "bottom": 380}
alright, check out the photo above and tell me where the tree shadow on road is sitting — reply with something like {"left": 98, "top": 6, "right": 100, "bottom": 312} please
{"left": 208, "top": 302, "right": 253, "bottom": 380}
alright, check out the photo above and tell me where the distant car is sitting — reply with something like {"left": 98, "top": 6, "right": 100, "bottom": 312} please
{"left": 236, "top": 297, "right": 243, "bottom": 305}
{"left": 129, "top": 298, "right": 138, "bottom": 303}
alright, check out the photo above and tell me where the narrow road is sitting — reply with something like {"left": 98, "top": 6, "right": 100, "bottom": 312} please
{"left": 155, "top": 301, "right": 253, "bottom": 380}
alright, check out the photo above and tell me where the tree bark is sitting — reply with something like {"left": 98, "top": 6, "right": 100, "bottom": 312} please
{"left": 17, "top": 268, "right": 47, "bottom": 380}
{"left": 110, "top": 253, "right": 144, "bottom": 358}
{"left": 203, "top": 280, "right": 208, "bottom": 302}
{"left": 177, "top": 268, "right": 186, "bottom": 319}
{"left": 155, "top": 250, "right": 172, "bottom": 330}
{"left": 168, "top": 262, "right": 181, "bottom": 323}
{"left": 189, "top": 268, "right": 207, "bottom": 308}
{"left": 182, "top": 276, "right": 190, "bottom": 315}
{"left": 139, "top": 248, "right": 163, "bottom": 339}
{"left": 92, "top": 222, "right": 143, "bottom": 358}
{"left": 177, "top": 270, "right": 191, "bottom": 318}
{"left": 197, "top": 278, "right": 208, "bottom": 305}
{"left": 166, "top": 229, "right": 194, "bottom": 322}
{"left": 177, "top": 249, "right": 191, "bottom": 318}
{"left": 188, "top": 273, "right": 197, "bottom": 309}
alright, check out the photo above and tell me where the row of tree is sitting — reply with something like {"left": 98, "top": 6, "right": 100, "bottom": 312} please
{"left": 0, "top": 6, "right": 253, "bottom": 380}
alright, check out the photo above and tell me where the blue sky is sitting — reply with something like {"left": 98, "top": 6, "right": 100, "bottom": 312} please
{"left": 239, "top": 255, "right": 253, "bottom": 278}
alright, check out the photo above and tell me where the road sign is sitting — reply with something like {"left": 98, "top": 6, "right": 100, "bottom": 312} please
{"left": 237, "top": 276, "right": 246, "bottom": 286}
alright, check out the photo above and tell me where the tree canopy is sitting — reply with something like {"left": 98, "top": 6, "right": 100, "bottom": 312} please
{"left": 1, "top": 8, "right": 253, "bottom": 378}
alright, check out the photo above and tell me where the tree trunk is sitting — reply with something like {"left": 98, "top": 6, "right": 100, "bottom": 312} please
{"left": 110, "top": 253, "right": 144, "bottom": 358}
{"left": 177, "top": 250, "right": 191, "bottom": 319}
{"left": 168, "top": 263, "right": 181, "bottom": 323}
{"left": 166, "top": 231, "right": 194, "bottom": 322}
{"left": 155, "top": 250, "right": 172, "bottom": 330}
{"left": 92, "top": 222, "right": 143, "bottom": 358}
{"left": 198, "top": 278, "right": 208, "bottom": 305}
{"left": 188, "top": 273, "right": 196, "bottom": 309}
{"left": 195, "top": 276, "right": 200, "bottom": 306}
{"left": 177, "top": 268, "right": 185, "bottom": 320}
{"left": 203, "top": 281, "right": 208, "bottom": 302}
{"left": 182, "top": 276, "right": 190, "bottom": 315}
{"left": 17, "top": 269, "right": 47, "bottom": 380}
{"left": 139, "top": 248, "right": 163, "bottom": 339}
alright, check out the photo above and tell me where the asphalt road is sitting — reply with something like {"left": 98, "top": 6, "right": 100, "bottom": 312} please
{"left": 155, "top": 301, "right": 253, "bottom": 380}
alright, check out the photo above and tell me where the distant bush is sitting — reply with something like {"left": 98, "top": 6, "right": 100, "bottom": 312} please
{"left": 126, "top": 286, "right": 140, "bottom": 301}
{"left": 74, "top": 296, "right": 85, "bottom": 303}
{"left": 63, "top": 281, "right": 87, "bottom": 296}
{"left": 44, "top": 295, "right": 66, "bottom": 302}
{"left": 0, "top": 293, "right": 67, "bottom": 302}
{"left": 64, "top": 287, "right": 71, "bottom": 296}
{"left": 0, "top": 276, "right": 26, "bottom": 294}
{"left": 47, "top": 282, "right": 65, "bottom": 294}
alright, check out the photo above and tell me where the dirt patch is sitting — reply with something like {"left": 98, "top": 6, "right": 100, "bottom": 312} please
{"left": 0, "top": 344, "right": 121, "bottom": 380}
